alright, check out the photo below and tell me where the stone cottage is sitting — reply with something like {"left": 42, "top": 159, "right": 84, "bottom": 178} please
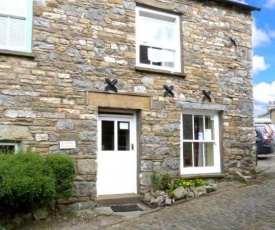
{"left": 0, "top": 0, "right": 260, "bottom": 209}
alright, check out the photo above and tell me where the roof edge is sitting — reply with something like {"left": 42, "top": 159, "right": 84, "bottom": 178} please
{"left": 208, "top": 0, "right": 261, "bottom": 12}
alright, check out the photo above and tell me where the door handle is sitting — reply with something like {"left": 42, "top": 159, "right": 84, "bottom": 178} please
{"left": 131, "top": 144, "right": 134, "bottom": 150}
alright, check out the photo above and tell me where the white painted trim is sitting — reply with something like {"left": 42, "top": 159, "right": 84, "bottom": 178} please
{"left": 26, "top": 0, "right": 33, "bottom": 52}
{"left": 135, "top": 6, "right": 181, "bottom": 73}
{"left": 0, "top": 0, "right": 32, "bottom": 53}
{"left": 97, "top": 113, "right": 137, "bottom": 195}
{"left": 180, "top": 111, "right": 221, "bottom": 175}
{"left": 0, "top": 141, "right": 21, "bottom": 153}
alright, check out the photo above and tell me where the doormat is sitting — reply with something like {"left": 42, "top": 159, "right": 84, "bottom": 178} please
{"left": 110, "top": 204, "right": 143, "bottom": 212}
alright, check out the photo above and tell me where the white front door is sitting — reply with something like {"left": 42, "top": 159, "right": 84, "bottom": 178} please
{"left": 97, "top": 113, "right": 137, "bottom": 196}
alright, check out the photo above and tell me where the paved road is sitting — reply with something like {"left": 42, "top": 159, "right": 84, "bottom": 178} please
{"left": 102, "top": 156, "right": 275, "bottom": 230}
{"left": 257, "top": 153, "right": 275, "bottom": 172}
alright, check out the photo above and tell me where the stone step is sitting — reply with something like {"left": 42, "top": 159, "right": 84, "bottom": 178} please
{"left": 97, "top": 194, "right": 142, "bottom": 207}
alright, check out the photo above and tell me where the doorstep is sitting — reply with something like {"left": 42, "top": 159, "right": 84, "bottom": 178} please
{"left": 95, "top": 202, "right": 157, "bottom": 220}
{"left": 97, "top": 193, "right": 142, "bottom": 207}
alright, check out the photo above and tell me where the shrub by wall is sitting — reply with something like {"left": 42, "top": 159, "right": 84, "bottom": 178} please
{"left": 45, "top": 154, "right": 76, "bottom": 200}
{"left": 0, "top": 152, "right": 76, "bottom": 217}
{"left": 0, "top": 152, "right": 56, "bottom": 215}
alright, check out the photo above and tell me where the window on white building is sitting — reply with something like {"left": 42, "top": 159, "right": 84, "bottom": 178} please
{"left": 181, "top": 111, "right": 221, "bottom": 175}
{"left": 135, "top": 7, "right": 181, "bottom": 73}
{"left": 0, "top": 0, "right": 33, "bottom": 53}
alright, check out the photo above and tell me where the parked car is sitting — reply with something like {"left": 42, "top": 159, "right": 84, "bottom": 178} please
{"left": 255, "top": 123, "right": 275, "bottom": 143}
{"left": 255, "top": 126, "right": 275, "bottom": 156}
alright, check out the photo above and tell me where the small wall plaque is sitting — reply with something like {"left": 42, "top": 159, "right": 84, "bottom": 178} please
{"left": 60, "top": 141, "right": 76, "bottom": 149}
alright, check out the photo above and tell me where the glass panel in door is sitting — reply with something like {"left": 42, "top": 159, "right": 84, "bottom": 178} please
{"left": 101, "top": 120, "right": 114, "bottom": 151}
{"left": 118, "top": 121, "right": 130, "bottom": 151}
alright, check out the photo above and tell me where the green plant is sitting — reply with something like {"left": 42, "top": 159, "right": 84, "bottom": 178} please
{"left": 0, "top": 152, "right": 56, "bottom": 215}
{"left": 0, "top": 223, "right": 6, "bottom": 230}
{"left": 45, "top": 154, "right": 76, "bottom": 200}
{"left": 165, "top": 178, "right": 209, "bottom": 198}
{"left": 161, "top": 173, "right": 172, "bottom": 190}
{"left": 151, "top": 171, "right": 162, "bottom": 191}
{"left": 151, "top": 173, "right": 208, "bottom": 191}
{"left": 151, "top": 171, "right": 209, "bottom": 197}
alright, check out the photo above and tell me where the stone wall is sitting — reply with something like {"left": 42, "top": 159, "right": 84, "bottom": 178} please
{"left": 0, "top": 0, "right": 255, "bottom": 209}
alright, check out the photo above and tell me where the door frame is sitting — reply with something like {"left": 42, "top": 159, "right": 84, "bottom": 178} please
{"left": 97, "top": 110, "right": 138, "bottom": 196}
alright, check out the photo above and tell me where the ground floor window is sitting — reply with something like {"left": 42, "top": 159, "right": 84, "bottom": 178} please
{"left": 0, "top": 141, "right": 20, "bottom": 154}
{"left": 181, "top": 111, "right": 221, "bottom": 174}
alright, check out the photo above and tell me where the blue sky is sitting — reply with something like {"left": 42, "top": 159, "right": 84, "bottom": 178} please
{"left": 236, "top": 0, "right": 275, "bottom": 117}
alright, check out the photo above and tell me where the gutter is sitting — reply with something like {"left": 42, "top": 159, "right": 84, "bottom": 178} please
{"left": 207, "top": 0, "right": 261, "bottom": 12}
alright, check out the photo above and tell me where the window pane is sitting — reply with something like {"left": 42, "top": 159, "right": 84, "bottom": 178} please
{"left": 0, "top": 145, "right": 15, "bottom": 154}
{"left": 205, "top": 143, "right": 214, "bottom": 166}
{"left": 140, "top": 10, "right": 175, "bottom": 23}
{"left": 182, "top": 114, "right": 193, "bottom": 140}
{"left": 0, "top": 0, "right": 27, "bottom": 16}
{"left": 205, "top": 116, "right": 214, "bottom": 140}
{"left": 102, "top": 121, "right": 114, "bottom": 151}
{"left": 118, "top": 122, "right": 130, "bottom": 151}
{"left": 163, "top": 49, "right": 175, "bottom": 67}
{"left": 140, "top": 45, "right": 150, "bottom": 64}
{"left": 194, "top": 115, "right": 204, "bottom": 140}
{"left": 140, "top": 16, "right": 175, "bottom": 44}
{"left": 10, "top": 18, "right": 25, "bottom": 48}
{"left": 194, "top": 142, "right": 204, "bottom": 167}
{"left": 0, "top": 17, "right": 7, "bottom": 46}
{"left": 148, "top": 48, "right": 175, "bottom": 64}
{"left": 183, "top": 142, "right": 193, "bottom": 167}
{"left": 163, "top": 24, "right": 175, "bottom": 42}
{"left": 139, "top": 17, "right": 162, "bottom": 44}
{"left": 148, "top": 47, "right": 162, "bottom": 62}
{"left": 164, "top": 62, "right": 174, "bottom": 67}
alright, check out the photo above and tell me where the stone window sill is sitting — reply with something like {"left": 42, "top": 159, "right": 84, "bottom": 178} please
{"left": 181, "top": 173, "right": 225, "bottom": 179}
{"left": 0, "top": 49, "right": 35, "bottom": 59}
{"left": 135, "top": 66, "right": 186, "bottom": 78}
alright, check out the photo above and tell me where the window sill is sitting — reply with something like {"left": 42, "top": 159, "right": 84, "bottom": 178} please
{"left": 135, "top": 66, "right": 186, "bottom": 78}
{"left": 0, "top": 49, "right": 35, "bottom": 59}
{"left": 180, "top": 173, "right": 225, "bottom": 179}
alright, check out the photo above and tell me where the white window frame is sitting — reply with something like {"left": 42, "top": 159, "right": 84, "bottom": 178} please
{"left": 0, "top": 0, "right": 33, "bottom": 53}
{"left": 0, "top": 141, "right": 21, "bottom": 154}
{"left": 135, "top": 7, "right": 181, "bottom": 73}
{"left": 180, "top": 110, "right": 221, "bottom": 175}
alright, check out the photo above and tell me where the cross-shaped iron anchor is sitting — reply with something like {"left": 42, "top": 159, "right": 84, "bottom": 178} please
{"left": 105, "top": 78, "right": 118, "bottom": 92}
{"left": 164, "top": 84, "right": 174, "bottom": 97}
{"left": 202, "top": 90, "right": 211, "bottom": 103}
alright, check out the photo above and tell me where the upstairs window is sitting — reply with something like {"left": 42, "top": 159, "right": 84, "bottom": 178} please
{"left": 136, "top": 7, "right": 181, "bottom": 73}
{"left": 0, "top": 0, "right": 33, "bottom": 53}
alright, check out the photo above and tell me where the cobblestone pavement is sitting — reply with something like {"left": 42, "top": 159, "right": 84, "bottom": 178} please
{"left": 257, "top": 153, "right": 275, "bottom": 173}
{"left": 101, "top": 158, "right": 275, "bottom": 230}
{"left": 102, "top": 180, "right": 275, "bottom": 230}
{"left": 22, "top": 156, "right": 275, "bottom": 230}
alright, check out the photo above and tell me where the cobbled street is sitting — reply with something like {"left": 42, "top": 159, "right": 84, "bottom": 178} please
{"left": 103, "top": 154, "right": 275, "bottom": 230}
{"left": 105, "top": 180, "right": 275, "bottom": 229}
{"left": 23, "top": 154, "right": 275, "bottom": 230}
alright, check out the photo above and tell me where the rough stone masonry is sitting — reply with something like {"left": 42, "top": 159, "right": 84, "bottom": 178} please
{"left": 0, "top": 0, "right": 257, "bottom": 210}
